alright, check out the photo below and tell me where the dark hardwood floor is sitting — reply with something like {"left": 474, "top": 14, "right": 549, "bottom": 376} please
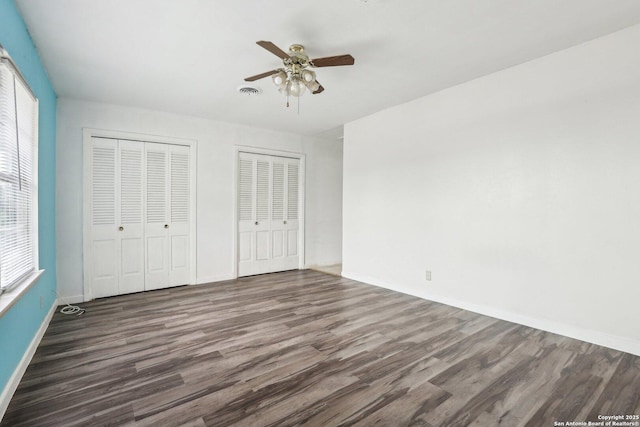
{"left": 2, "top": 270, "right": 639, "bottom": 426}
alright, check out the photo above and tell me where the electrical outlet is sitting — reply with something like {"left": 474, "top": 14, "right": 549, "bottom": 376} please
{"left": 39, "top": 295, "right": 43, "bottom": 308}
{"left": 425, "top": 270, "right": 432, "bottom": 281}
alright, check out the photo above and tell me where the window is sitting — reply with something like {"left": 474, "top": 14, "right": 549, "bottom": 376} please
{"left": 0, "top": 50, "right": 39, "bottom": 294}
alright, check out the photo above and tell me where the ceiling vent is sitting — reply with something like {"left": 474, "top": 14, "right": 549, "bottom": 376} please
{"left": 237, "top": 85, "right": 262, "bottom": 96}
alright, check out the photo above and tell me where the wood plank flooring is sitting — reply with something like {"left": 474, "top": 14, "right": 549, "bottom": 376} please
{"left": 2, "top": 270, "right": 639, "bottom": 426}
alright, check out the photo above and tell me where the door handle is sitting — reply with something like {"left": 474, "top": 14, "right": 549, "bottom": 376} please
{"left": 255, "top": 221, "right": 259, "bottom": 225}
{"left": 118, "top": 226, "right": 124, "bottom": 231}
{"left": 283, "top": 220, "right": 287, "bottom": 224}
{"left": 164, "top": 224, "right": 169, "bottom": 229}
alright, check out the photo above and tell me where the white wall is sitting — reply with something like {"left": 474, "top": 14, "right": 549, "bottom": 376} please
{"left": 56, "top": 99, "right": 343, "bottom": 301}
{"left": 343, "top": 24, "right": 640, "bottom": 356}
{"left": 304, "top": 139, "right": 343, "bottom": 267}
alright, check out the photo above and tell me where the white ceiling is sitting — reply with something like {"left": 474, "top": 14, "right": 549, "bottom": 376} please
{"left": 15, "top": 0, "right": 640, "bottom": 138}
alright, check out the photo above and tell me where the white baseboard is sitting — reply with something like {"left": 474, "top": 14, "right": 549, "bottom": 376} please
{"left": 57, "top": 294, "right": 85, "bottom": 304}
{"left": 196, "top": 274, "right": 235, "bottom": 285}
{"left": 0, "top": 298, "right": 57, "bottom": 420}
{"left": 304, "top": 261, "right": 342, "bottom": 269}
{"left": 65, "top": 277, "right": 239, "bottom": 302}
{"left": 342, "top": 271, "right": 640, "bottom": 357}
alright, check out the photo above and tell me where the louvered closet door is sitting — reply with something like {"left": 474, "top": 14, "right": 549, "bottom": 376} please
{"left": 90, "top": 138, "right": 119, "bottom": 298}
{"left": 270, "top": 158, "right": 300, "bottom": 272}
{"left": 89, "top": 138, "right": 144, "bottom": 298}
{"left": 238, "top": 152, "right": 300, "bottom": 277}
{"left": 145, "top": 143, "right": 170, "bottom": 290}
{"left": 144, "top": 143, "right": 191, "bottom": 290}
{"left": 118, "top": 140, "right": 145, "bottom": 294}
{"left": 237, "top": 155, "right": 254, "bottom": 276}
{"left": 238, "top": 153, "right": 271, "bottom": 276}
{"left": 168, "top": 144, "right": 191, "bottom": 286}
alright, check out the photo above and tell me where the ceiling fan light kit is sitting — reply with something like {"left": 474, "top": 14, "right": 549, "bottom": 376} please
{"left": 245, "top": 41, "right": 354, "bottom": 108}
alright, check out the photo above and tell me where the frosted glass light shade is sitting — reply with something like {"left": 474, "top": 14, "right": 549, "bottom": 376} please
{"left": 272, "top": 70, "right": 287, "bottom": 87}
{"left": 287, "top": 77, "right": 306, "bottom": 97}
{"left": 301, "top": 69, "right": 316, "bottom": 83}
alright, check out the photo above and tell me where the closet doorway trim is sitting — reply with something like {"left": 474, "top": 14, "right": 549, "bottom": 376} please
{"left": 82, "top": 128, "right": 197, "bottom": 301}
{"left": 233, "top": 146, "right": 306, "bottom": 279}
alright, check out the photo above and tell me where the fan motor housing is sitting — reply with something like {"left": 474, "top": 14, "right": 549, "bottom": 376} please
{"left": 285, "top": 44, "right": 309, "bottom": 68}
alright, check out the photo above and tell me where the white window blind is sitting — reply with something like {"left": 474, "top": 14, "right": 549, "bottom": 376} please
{"left": 0, "top": 55, "right": 39, "bottom": 292}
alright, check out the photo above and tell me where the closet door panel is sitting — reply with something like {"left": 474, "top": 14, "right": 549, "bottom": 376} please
{"left": 256, "top": 231, "right": 270, "bottom": 260}
{"left": 253, "top": 158, "right": 271, "bottom": 270}
{"left": 238, "top": 155, "right": 255, "bottom": 276}
{"left": 92, "top": 239, "right": 116, "bottom": 297}
{"left": 147, "top": 237, "right": 166, "bottom": 270}
{"left": 238, "top": 153, "right": 301, "bottom": 276}
{"left": 272, "top": 230, "right": 284, "bottom": 258}
{"left": 121, "top": 238, "right": 142, "bottom": 274}
{"left": 238, "top": 153, "right": 272, "bottom": 276}
{"left": 269, "top": 159, "right": 286, "bottom": 271}
{"left": 171, "top": 236, "right": 188, "bottom": 268}
{"left": 168, "top": 145, "right": 190, "bottom": 286}
{"left": 273, "top": 159, "right": 300, "bottom": 272}
{"left": 118, "top": 139, "right": 145, "bottom": 294}
{"left": 90, "top": 138, "right": 119, "bottom": 298}
{"left": 87, "top": 137, "right": 193, "bottom": 298}
{"left": 287, "top": 230, "right": 298, "bottom": 257}
{"left": 144, "top": 143, "right": 169, "bottom": 290}
{"left": 239, "top": 232, "right": 252, "bottom": 262}
{"left": 283, "top": 160, "right": 300, "bottom": 269}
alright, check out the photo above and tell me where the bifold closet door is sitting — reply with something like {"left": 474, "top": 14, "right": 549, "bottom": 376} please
{"left": 269, "top": 157, "right": 300, "bottom": 272}
{"left": 89, "top": 138, "right": 145, "bottom": 299}
{"left": 88, "top": 137, "right": 191, "bottom": 298}
{"left": 145, "top": 143, "right": 191, "bottom": 291}
{"left": 238, "top": 152, "right": 300, "bottom": 277}
{"left": 238, "top": 154, "right": 271, "bottom": 276}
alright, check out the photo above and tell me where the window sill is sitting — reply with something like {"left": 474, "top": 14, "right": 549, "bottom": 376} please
{"left": 0, "top": 270, "right": 45, "bottom": 317}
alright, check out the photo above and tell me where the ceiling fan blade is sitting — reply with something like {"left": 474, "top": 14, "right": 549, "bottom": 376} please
{"left": 310, "top": 54, "right": 355, "bottom": 67}
{"left": 244, "top": 69, "right": 280, "bottom": 82}
{"left": 312, "top": 82, "right": 325, "bottom": 94}
{"left": 256, "top": 41, "right": 290, "bottom": 60}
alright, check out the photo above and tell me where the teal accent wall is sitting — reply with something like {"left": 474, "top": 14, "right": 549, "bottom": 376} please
{"left": 0, "top": 0, "right": 57, "bottom": 395}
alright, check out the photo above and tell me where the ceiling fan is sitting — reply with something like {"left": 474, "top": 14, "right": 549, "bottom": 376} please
{"left": 244, "top": 41, "right": 355, "bottom": 105}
